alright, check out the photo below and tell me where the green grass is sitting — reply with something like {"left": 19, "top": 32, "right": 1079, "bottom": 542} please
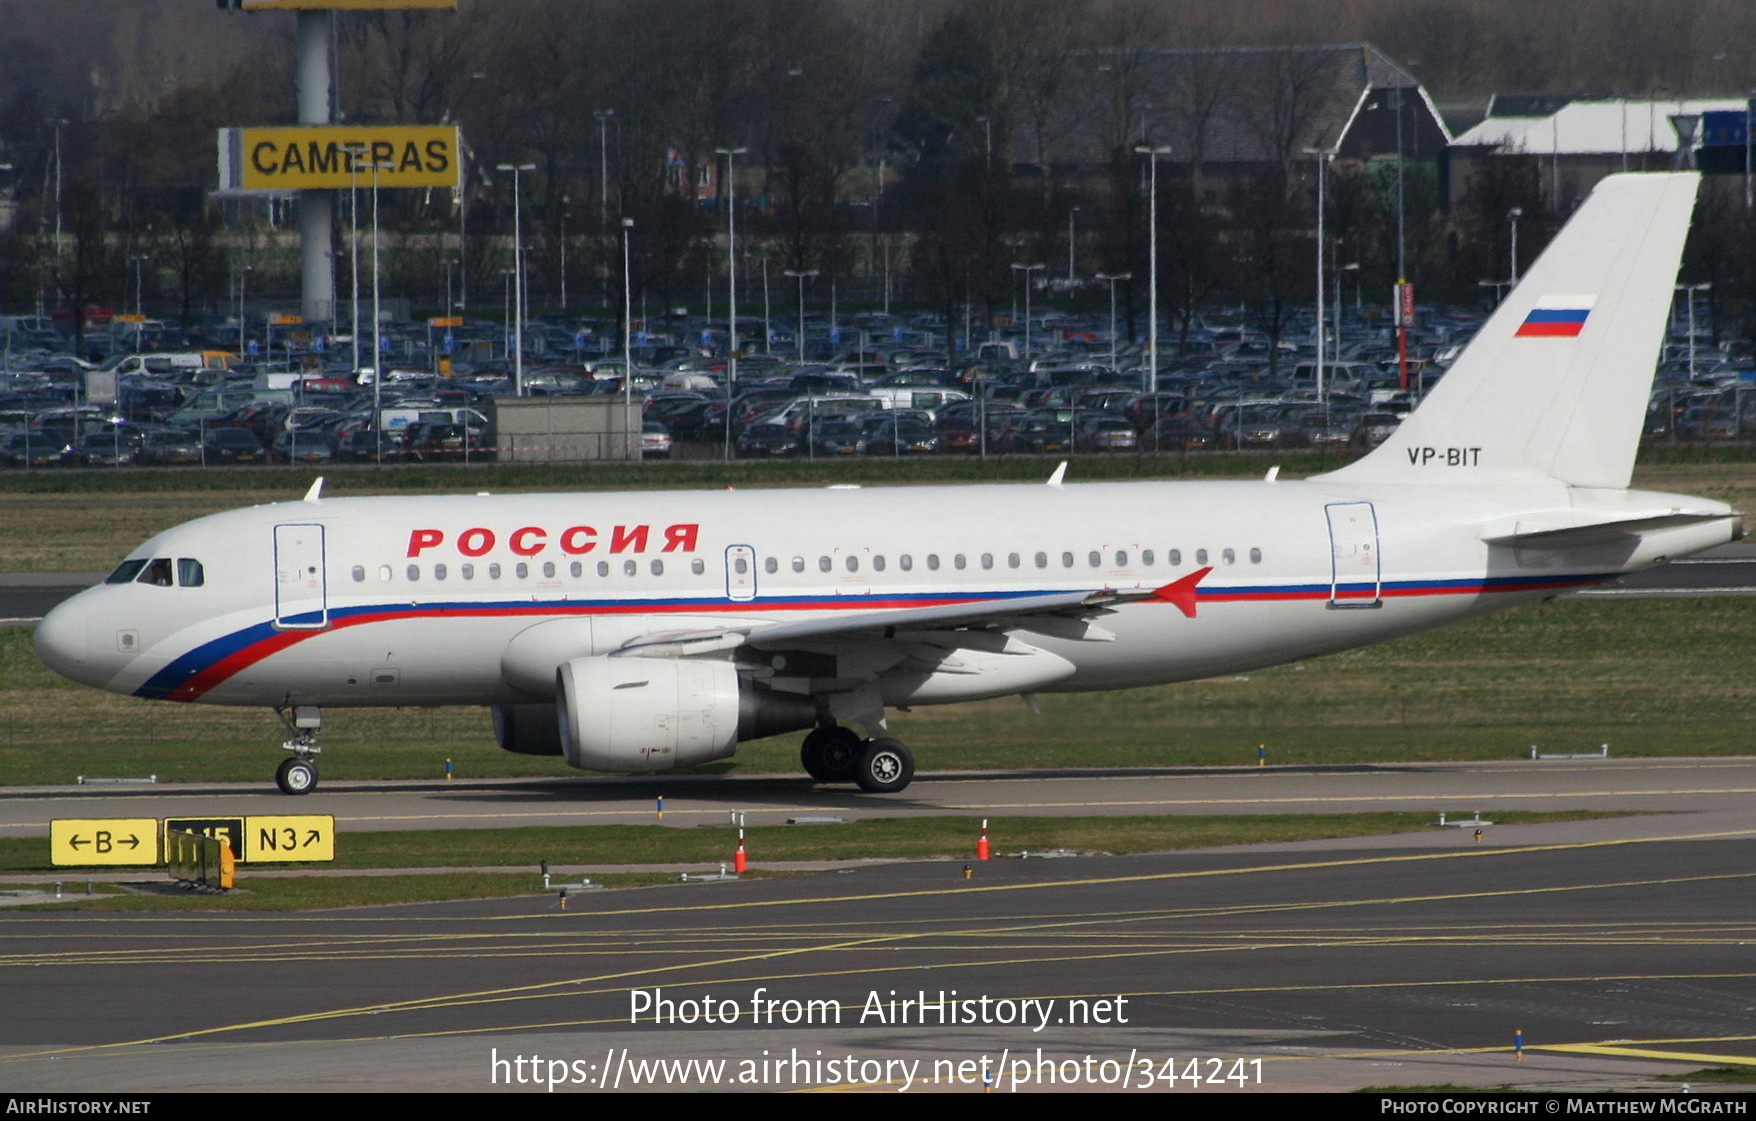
{"left": 4, "top": 593, "right": 1753, "bottom": 787}
{"left": 0, "top": 811, "right": 1623, "bottom": 876}
{"left": 1656, "top": 1067, "right": 1756, "bottom": 1084}
{"left": 13, "top": 872, "right": 684, "bottom": 912}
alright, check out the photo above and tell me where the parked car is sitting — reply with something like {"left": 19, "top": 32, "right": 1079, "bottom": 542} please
{"left": 270, "top": 430, "right": 335, "bottom": 465}
{"left": 641, "top": 420, "right": 673, "bottom": 460}
{"left": 202, "top": 427, "right": 267, "bottom": 464}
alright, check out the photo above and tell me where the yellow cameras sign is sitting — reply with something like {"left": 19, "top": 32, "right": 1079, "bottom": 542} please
{"left": 220, "top": 126, "right": 460, "bottom": 191}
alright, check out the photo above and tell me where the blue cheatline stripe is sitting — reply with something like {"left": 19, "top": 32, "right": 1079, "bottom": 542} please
{"left": 133, "top": 571, "right": 1617, "bottom": 702}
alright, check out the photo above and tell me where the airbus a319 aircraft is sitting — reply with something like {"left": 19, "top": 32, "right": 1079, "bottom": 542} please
{"left": 34, "top": 172, "right": 1740, "bottom": 795}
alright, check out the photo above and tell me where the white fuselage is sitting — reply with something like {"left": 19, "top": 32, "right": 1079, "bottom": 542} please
{"left": 33, "top": 476, "right": 1738, "bottom": 712}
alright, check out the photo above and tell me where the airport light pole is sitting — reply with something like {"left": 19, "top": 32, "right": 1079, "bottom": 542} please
{"left": 785, "top": 268, "right": 817, "bottom": 364}
{"left": 1134, "top": 145, "right": 1173, "bottom": 394}
{"left": 1066, "top": 205, "right": 1080, "bottom": 286}
{"left": 1304, "top": 146, "right": 1336, "bottom": 400}
{"left": 1010, "top": 263, "right": 1044, "bottom": 366}
{"left": 496, "top": 162, "right": 536, "bottom": 396}
{"left": 1745, "top": 92, "right": 1754, "bottom": 210}
{"left": 363, "top": 160, "right": 394, "bottom": 461}
{"left": 1677, "top": 282, "right": 1711, "bottom": 381}
{"left": 1095, "top": 272, "right": 1131, "bottom": 376}
{"left": 231, "top": 265, "right": 252, "bottom": 358}
{"left": 622, "top": 217, "right": 634, "bottom": 422}
{"left": 715, "top": 147, "right": 747, "bottom": 403}
{"left": 1508, "top": 207, "right": 1523, "bottom": 285}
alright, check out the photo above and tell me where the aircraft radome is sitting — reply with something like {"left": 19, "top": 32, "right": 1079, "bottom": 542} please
{"left": 34, "top": 172, "right": 1739, "bottom": 795}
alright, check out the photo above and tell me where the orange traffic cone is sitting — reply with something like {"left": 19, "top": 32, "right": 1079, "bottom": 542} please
{"left": 976, "top": 819, "right": 990, "bottom": 861}
{"left": 733, "top": 834, "right": 748, "bottom": 874}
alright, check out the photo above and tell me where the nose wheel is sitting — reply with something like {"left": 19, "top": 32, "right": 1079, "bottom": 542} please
{"left": 276, "top": 756, "right": 319, "bottom": 795}
{"left": 274, "top": 704, "right": 323, "bottom": 795}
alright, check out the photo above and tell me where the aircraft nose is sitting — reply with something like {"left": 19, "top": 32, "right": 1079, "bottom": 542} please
{"left": 34, "top": 592, "right": 104, "bottom": 688}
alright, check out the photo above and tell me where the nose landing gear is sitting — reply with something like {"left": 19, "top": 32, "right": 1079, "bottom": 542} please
{"left": 275, "top": 704, "right": 323, "bottom": 795}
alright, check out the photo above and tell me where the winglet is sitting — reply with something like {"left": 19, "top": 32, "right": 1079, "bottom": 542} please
{"left": 1151, "top": 565, "right": 1212, "bottom": 618}
{"left": 302, "top": 477, "right": 325, "bottom": 504}
{"left": 1046, "top": 461, "right": 1067, "bottom": 487}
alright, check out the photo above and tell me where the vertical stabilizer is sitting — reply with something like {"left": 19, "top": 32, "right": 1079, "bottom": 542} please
{"left": 1320, "top": 172, "right": 1698, "bottom": 489}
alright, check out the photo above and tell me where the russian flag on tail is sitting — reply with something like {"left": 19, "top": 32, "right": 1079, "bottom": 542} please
{"left": 1515, "top": 294, "right": 1596, "bottom": 338}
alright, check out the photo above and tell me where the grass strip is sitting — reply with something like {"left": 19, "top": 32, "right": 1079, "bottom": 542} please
{"left": 0, "top": 811, "right": 1621, "bottom": 875}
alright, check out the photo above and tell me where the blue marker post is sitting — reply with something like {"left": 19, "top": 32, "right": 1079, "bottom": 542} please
{"left": 1514, "top": 1028, "right": 1523, "bottom": 1061}
{"left": 1258, "top": 743, "right": 1267, "bottom": 767}
{"left": 444, "top": 757, "right": 453, "bottom": 780}
{"left": 657, "top": 795, "right": 665, "bottom": 821}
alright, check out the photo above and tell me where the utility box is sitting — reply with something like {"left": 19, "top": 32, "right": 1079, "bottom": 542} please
{"left": 493, "top": 397, "right": 640, "bottom": 463}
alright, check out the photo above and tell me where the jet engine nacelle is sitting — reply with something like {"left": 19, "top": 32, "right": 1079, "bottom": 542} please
{"left": 556, "top": 655, "right": 740, "bottom": 773}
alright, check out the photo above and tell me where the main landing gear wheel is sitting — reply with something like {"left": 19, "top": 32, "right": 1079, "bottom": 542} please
{"left": 801, "top": 724, "right": 863, "bottom": 782}
{"left": 276, "top": 757, "right": 319, "bottom": 795}
{"left": 854, "top": 738, "right": 914, "bottom": 794}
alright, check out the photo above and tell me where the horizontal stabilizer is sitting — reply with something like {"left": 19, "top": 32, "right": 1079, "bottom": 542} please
{"left": 1480, "top": 510, "right": 1739, "bottom": 546}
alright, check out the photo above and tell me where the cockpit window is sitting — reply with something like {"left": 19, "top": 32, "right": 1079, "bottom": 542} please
{"left": 137, "top": 558, "right": 174, "bottom": 587}
{"left": 177, "top": 559, "right": 204, "bottom": 588}
{"left": 105, "top": 559, "right": 148, "bottom": 585}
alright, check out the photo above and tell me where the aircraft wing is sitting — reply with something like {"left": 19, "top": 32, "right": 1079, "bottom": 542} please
{"left": 614, "top": 567, "right": 1212, "bottom": 658}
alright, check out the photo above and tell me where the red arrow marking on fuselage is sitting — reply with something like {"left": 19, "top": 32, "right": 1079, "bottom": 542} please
{"left": 1151, "top": 565, "right": 1212, "bottom": 618}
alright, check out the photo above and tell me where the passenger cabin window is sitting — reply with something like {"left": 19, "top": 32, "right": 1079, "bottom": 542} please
{"left": 764, "top": 557, "right": 778, "bottom": 575}
{"left": 351, "top": 565, "right": 366, "bottom": 583}
{"left": 434, "top": 564, "right": 448, "bottom": 581}
{"left": 692, "top": 559, "right": 705, "bottom": 575}
{"left": 515, "top": 563, "right": 529, "bottom": 579}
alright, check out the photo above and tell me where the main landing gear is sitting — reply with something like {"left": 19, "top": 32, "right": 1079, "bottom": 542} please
{"left": 274, "top": 704, "right": 323, "bottom": 795}
{"left": 800, "top": 724, "right": 915, "bottom": 794}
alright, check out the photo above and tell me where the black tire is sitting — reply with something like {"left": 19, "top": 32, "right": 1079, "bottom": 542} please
{"left": 801, "top": 725, "right": 862, "bottom": 782}
{"left": 276, "top": 757, "right": 318, "bottom": 795}
{"left": 854, "top": 738, "right": 914, "bottom": 794}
